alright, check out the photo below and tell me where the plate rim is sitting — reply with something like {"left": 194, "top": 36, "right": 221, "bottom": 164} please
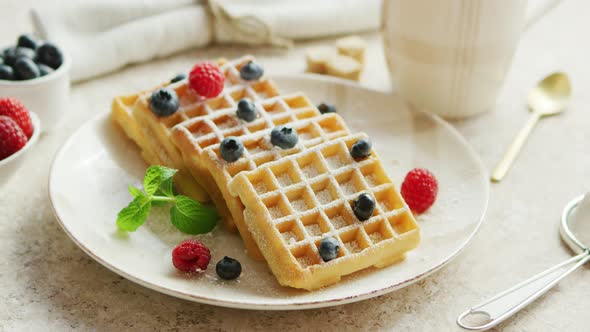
{"left": 48, "top": 74, "right": 490, "bottom": 310}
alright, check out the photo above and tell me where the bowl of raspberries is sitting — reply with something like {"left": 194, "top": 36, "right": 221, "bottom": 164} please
{"left": 0, "top": 97, "right": 40, "bottom": 184}
{"left": 0, "top": 34, "right": 70, "bottom": 129}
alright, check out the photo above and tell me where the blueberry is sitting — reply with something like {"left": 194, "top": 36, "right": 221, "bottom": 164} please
{"left": 149, "top": 88, "right": 179, "bottom": 117}
{"left": 240, "top": 61, "right": 264, "bottom": 81}
{"left": 0, "top": 65, "right": 14, "bottom": 80}
{"left": 318, "top": 102, "right": 337, "bottom": 114}
{"left": 35, "top": 42, "right": 63, "bottom": 69}
{"left": 3, "top": 47, "right": 17, "bottom": 66}
{"left": 236, "top": 98, "right": 257, "bottom": 122}
{"left": 13, "top": 57, "right": 40, "bottom": 80}
{"left": 270, "top": 126, "right": 298, "bottom": 149}
{"left": 17, "top": 34, "right": 38, "bottom": 50}
{"left": 216, "top": 256, "right": 242, "bottom": 280}
{"left": 220, "top": 137, "right": 244, "bottom": 162}
{"left": 170, "top": 73, "right": 186, "bottom": 83}
{"left": 3, "top": 47, "right": 34, "bottom": 66}
{"left": 319, "top": 237, "right": 340, "bottom": 262}
{"left": 16, "top": 47, "right": 35, "bottom": 60}
{"left": 350, "top": 138, "right": 372, "bottom": 160}
{"left": 38, "top": 64, "right": 54, "bottom": 76}
{"left": 353, "top": 193, "right": 375, "bottom": 221}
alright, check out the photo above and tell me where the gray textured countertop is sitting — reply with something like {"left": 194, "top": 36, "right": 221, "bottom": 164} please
{"left": 2, "top": 0, "right": 590, "bottom": 331}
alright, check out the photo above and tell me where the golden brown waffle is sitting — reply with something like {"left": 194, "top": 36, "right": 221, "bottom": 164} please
{"left": 117, "top": 56, "right": 289, "bottom": 259}
{"left": 229, "top": 133, "right": 420, "bottom": 290}
{"left": 111, "top": 92, "right": 209, "bottom": 202}
{"left": 181, "top": 113, "right": 351, "bottom": 261}
{"left": 113, "top": 56, "right": 273, "bottom": 235}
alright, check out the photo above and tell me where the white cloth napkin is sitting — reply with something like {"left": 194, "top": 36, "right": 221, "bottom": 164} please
{"left": 31, "top": 0, "right": 381, "bottom": 82}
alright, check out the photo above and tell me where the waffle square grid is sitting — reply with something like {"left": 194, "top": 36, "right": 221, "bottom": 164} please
{"left": 230, "top": 133, "right": 420, "bottom": 290}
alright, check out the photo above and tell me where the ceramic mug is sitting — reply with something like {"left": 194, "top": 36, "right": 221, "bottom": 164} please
{"left": 383, "top": 0, "right": 563, "bottom": 119}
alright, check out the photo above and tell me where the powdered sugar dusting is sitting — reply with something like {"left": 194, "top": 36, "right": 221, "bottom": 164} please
{"left": 282, "top": 231, "right": 298, "bottom": 244}
{"left": 301, "top": 164, "right": 319, "bottom": 179}
{"left": 305, "top": 224, "right": 322, "bottom": 236}
{"left": 365, "top": 174, "right": 378, "bottom": 187}
{"left": 299, "top": 132, "right": 314, "bottom": 141}
{"left": 290, "top": 198, "right": 308, "bottom": 212}
{"left": 379, "top": 200, "right": 392, "bottom": 212}
{"left": 268, "top": 205, "right": 284, "bottom": 219}
{"left": 369, "top": 232, "right": 384, "bottom": 243}
{"left": 276, "top": 173, "right": 293, "bottom": 187}
{"left": 326, "top": 155, "right": 344, "bottom": 169}
{"left": 330, "top": 215, "right": 348, "bottom": 229}
{"left": 254, "top": 181, "right": 268, "bottom": 194}
{"left": 344, "top": 241, "right": 362, "bottom": 254}
{"left": 340, "top": 181, "right": 356, "bottom": 196}
{"left": 296, "top": 255, "right": 313, "bottom": 268}
{"left": 316, "top": 189, "right": 333, "bottom": 204}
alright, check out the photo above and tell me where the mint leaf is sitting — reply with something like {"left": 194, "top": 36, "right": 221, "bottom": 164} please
{"left": 117, "top": 195, "right": 152, "bottom": 232}
{"left": 128, "top": 184, "right": 143, "bottom": 198}
{"left": 143, "top": 166, "right": 177, "bottom": 195}
{"left": 170, "top": 195, "right": 218, "bottom": 234}
{"left": 158, "top": 177, "right": 175, "bottom": 197}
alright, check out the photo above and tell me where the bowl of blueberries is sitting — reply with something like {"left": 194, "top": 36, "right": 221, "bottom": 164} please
{"left": 0, "top": 34, "right": 70, "bottom": 129}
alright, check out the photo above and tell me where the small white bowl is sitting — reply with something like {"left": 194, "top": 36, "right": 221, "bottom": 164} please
{"left": 0, "top": 111, "right": 41, "bottom": 184}
{"left": 0, "top": 51, "right": 70, "bottom": 131}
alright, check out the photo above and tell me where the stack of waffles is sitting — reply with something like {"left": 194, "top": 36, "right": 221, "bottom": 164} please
{"left": 112, "top": 56, "right": 420, "bottom": 290}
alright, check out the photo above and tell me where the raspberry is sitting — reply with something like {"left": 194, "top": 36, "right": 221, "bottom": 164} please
{"left": 0, "top": 98, "right": 33, "bottom": 138}
{"left": 188, "top": 62, "right": 225, "bottom": 98}
{"left": 172, "top": 239, "right": 211, "bottom": 273}
{"left": 401, "top": 168, "right": 438, "bottom": 214}
{"left": 0, "top": 116, "right": 27, "bottom": 160}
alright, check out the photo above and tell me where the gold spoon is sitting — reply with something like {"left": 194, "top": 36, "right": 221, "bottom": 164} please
{"left": 491, "top": 72, "right": 571, "bottom": 182}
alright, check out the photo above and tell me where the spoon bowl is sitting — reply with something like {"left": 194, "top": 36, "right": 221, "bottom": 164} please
{"left": 527, "top": 72, "right": 572, "bottom": 116}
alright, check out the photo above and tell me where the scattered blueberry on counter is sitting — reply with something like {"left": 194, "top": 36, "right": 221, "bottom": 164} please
{"left": 271, "top": 126, "right": 298, "bottom": 149}
{"left": 149, "top": 88, "right": 179, "bottom": 117}
{"left": 240, "top": 60, "right": 264, "bottom": 81}
{"left": 216, "top": 256, "right": 242, "bottom": 280}
{"left": 236, "top": 98, "right": 257, "bottom": 122}
{"left": 353, "top": 193, "right": 376, "bottom": 221}
{"left": 220, "top": 137, "right": 245, "bottom": 162}
{"left": 318, "top": 102, "right": 337, "bottom": 114}
{"left": 319, "top": 237, "right": 340, "bottom": 262}
{"left": 0, "top": 34, "right": 64, "bottom": 81}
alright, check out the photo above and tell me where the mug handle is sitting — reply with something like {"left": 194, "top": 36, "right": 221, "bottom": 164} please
{"left": 524, "top": 0, "right": 564, "bottom": 31}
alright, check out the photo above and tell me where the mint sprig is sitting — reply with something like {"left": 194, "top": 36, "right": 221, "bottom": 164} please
{"left": 116, "top": 166, "right": 219, "bottom": 234}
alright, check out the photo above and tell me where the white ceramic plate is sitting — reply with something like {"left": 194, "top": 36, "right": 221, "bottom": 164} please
{"left": 49, "top": 75, "right": 489, "bottom": 310}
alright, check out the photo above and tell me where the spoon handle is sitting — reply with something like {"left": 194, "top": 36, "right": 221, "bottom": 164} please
{"left": 491, "top": 112, "right": 541, "bottom": 182}
{"left": 457, "top": 250, "right": 590, "bottom": 331}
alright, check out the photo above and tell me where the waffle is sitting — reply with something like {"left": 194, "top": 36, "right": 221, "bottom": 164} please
{"left": 229, "top": 133, "right": 420, "bottom": 290}
{"left": 113, "top": 56, "right": 274, "bottom": 236}
{"left": 111, "top": 92, "right": 209, "bottom": 202}
{"left": 117, "top": 56, "right": 294, "bottom": 259}
{"left": 179, "top": 113, "right": 351, "bottom": 261}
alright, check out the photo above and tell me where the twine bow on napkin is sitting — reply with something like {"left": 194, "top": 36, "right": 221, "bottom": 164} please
{"left": 31, "top": 0, "right": 381, "bottom": 82}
